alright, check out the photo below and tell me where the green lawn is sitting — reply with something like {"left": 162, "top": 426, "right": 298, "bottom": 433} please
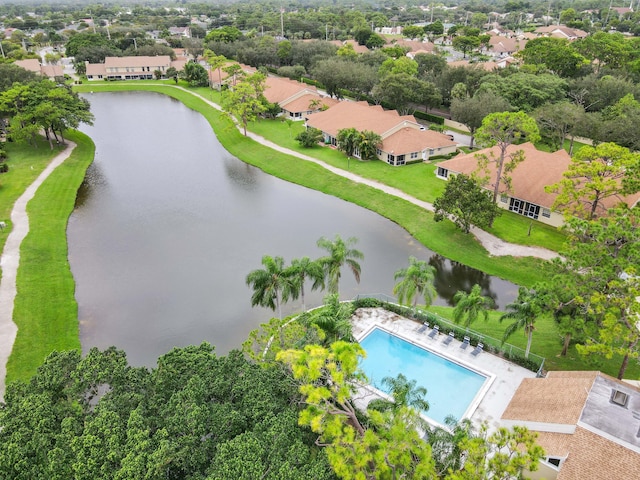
{"left": 247, "top": 118, "right": 568, "bottom": 251}
{"left": 6, "top": 131, "right": 95, "bottom": 384}
{"left": 0, "top": 139, "right": 65, "bottom": 281}
{"left": 429, "top": 305, "right": 640, "bottom": 379}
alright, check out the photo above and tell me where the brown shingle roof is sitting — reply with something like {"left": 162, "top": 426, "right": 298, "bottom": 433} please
{"left": 104, "top": 56, "right": 172, "bottom": 69}
{"left": 557, "top": 427, "right": 640, "bottom": 480}
{"left": 263, "top": 76, "right": 316, "bottom": 105}
{"left": 382, "top": 127, "right": 456, "bottom": 155}
{"left": 501, "top": 374, "right": 596, "bottom": 424}
{"left": 438, "top": 143, "right": 571, "bottom": 208}
{"left": 281, "top": 93, "right": 338, "bottom": 114}
{"left": 439, "top": 142, "right": 640, "bottom": 210}
{"left": 306, "top": 101, "right": 417, "bottom": 138}
{"left": 86, "top": 63, "right": 106, "bottom": 76}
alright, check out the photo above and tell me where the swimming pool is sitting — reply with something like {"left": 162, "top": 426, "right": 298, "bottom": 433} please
{"left": 359, "top": 327, "right": 489, "bottom": 426}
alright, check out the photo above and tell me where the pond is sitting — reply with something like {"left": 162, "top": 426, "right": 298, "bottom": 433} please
{"left": 70, "top": 91, "right": 518, "bottom": 366}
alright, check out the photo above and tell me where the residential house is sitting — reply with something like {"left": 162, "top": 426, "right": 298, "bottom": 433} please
{"left": 15, "top": 58, "right": 64, "bottom": 80}
{"left": 330, "top": 39, "right": 370, "bottom": 54}
{"left": 534, "top": 25, "right": 588, "bottom": 40}
{"left": 435, "top": 142, "right": 640, "bottom": 226}
{"left": 501, "top": 371, "right": 640, "bottom": 480}
{"left": 168, "top": 26, "right": 191, "bottom": 38}
{"left": 262, "top": 76, "right": 338, "bottom": 120}
{"left": 487, "top": 35, "right": 526, "bottom": 58}
{"left": 85, "top": 56, "right": 184, "bottom": 81}
{"left": 305, "top": 101, "right": 457, "bottom": 166}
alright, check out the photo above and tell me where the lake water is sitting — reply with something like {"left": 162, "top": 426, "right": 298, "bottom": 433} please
{"left": 70, "top": 91, "right": 517, "bottom": 366}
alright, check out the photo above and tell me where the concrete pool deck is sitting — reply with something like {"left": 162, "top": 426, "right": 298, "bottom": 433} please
{"left": 352, "top": 307, "right": 536, "bottom": 431}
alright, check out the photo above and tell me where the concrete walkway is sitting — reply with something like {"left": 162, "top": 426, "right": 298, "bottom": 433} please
{"left": 0, "top": 141, "right": 76, "bottom": 401}
{"left": 172, "top": 86, "right": 559, "bottom": 261}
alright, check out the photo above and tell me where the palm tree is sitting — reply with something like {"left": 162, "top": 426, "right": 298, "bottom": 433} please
{"left": 499, "top": 287, "right": 542, "bottom": 358}
{"left": 393, "top": 256, "right": 437, "bottom": 310}
{"left": 336, "top": 127, "right": 360, "bottom": 158}
{"left": 288, "top": 256, "right": 325, "bottom": 312}
{"left": 357, "top": 130, "right": 382, "bottom": 160}
{"left": 302, "top": 293, "right": 354, "bottom": 344}
{"left": 453, "top": 284, "right": 494, "bottom": 328}
{"left": 316, "top": 235, "right": 364, "bottom": 295}
{"left": 368, "top": 373, "right": 429, "bottom": 414}
{"left": 245, "top": 255, "right": 297, "bottom": 320}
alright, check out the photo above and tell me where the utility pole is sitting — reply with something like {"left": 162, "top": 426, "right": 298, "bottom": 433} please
{"left": 326, "top": 24, "right": 328, "bottom": 41}
{"left": 280, "top": 6, "right": 284, "bottom": 38}
{"left": 0, "top": 40, "right": 5, "bottom": 59}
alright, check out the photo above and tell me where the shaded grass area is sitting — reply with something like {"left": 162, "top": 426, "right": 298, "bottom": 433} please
{"left": 75, "top": 83, "right": 548, "bottom": 287}
{"left": 429, "top": 305, "right": 639, "bottom": 378}
{"left": 6, "top": 131, "right": 95, "bottom": 384}
{"left": 0, "top": 139, "right": 65, "bottom": 281}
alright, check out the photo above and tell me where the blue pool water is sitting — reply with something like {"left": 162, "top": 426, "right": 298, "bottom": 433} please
{"left": 359, "top": 328, "right": 487, "bottom": 425}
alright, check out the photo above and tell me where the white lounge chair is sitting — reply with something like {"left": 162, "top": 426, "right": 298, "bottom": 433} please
{"left": 471, "top": 343, "right": 484, "bottom": 356}
{"left": 427, "top": 325, "right": 440, "bottom": 339}
{"left": 442, "top": 331, "right": 455, "bottom": 346}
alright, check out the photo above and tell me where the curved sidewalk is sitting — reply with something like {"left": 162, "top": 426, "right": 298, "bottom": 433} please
{"left": 0, "top": 141, "right": 76, "bottom": 401}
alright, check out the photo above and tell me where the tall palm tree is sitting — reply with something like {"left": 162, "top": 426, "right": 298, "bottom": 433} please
{"left": 453, "top": 284, "right": 494, "bottom": 328}
{"left": 316, "top": 235, "right": 364, "bottom": 295}
{"left": 288, "top": 256, "right": 325, "bottom": 312}
{"left": 393, "top": 256, "right": 437, "bottom": 310}
{"left": 500, "top": 287, "right": 542, "bottom": 358}
{"left": 245, "top": 255, "right": 297, "bottom": 320}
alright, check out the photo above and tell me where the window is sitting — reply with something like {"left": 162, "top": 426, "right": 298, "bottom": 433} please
{"left": 500, "top": 194, "right": 508, "bottom": 203}
{"left": 611, "top": 389, "right": 629, "bottom": 407}
{"left": 376, "top": 148, "right": 382, "bottom": 156}
{"left": 546, "top": 457, "right": 562, "bottom": 468}
{"left": 542, "top": 208, "right": 551, "bottom": 218}
{"left": 396, "top": 155, "right": 405, "bottom": 165}
{"left": 410, "top": 152, "right": 418, "bottom": 159}
{"left": 429, "top": 149, "right": 435, "bottom": 155}
{"left": 437, "top": 167, "right": 448, "bottom": 178}
{"left": 387, "top": 154, "right": 395, "bottom": 165}
{"left": 509, "top": 198, "right": 540, "bottom": 220}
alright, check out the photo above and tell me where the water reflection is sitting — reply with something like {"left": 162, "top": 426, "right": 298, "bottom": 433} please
{"left": 429, "top": 255, "right": 499, "bottom": 308}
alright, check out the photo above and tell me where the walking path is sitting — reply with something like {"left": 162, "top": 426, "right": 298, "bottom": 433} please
{"left": 0, "top": 142, "right": 76, "bottom": 400}
{"left": 173, "top": 86, "right": 559, "bottom": 261}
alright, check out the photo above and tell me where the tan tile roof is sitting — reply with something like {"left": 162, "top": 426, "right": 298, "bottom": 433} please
{"left": 382, "top": 127, "right": 456, "bottom": 155}
{"left": 170, "top": 59, "right": 187, "bottom": 71}
{"left": 263, "top": 76, "right": 316, "bottom": 105}
{"left": 104, "top": 55, "right": 172, "bottom": 69}
{"left": 15, "top": 58, "right": 41, "bottom": 73}
{"left": 501, "top": 374, "right": 597, "bottom": 424}
{"left": 488, "top": 36, "right": 525, "bottom": 53}
{"left": 439, "top": 143, "right": 640, "bottom": 210}
{"left": 86, "top": 62, "right": 106, "bottom": 76}
{"left": 306, "top": 100, "right": 417, "bottom": 138}
{"left": 281, "top": 93, "right": 338, "bottom": 114}
{"left": 330, "top": 39, "right": 370, "bottom": 53}
{"left": 393, "top": 39, "right": 435, "bottom": 53}
{"left": 40, "top": 64, "right": 64, "bottom": 78}
{"left": 557, "top": 427, "right": 640, "bottom": 480}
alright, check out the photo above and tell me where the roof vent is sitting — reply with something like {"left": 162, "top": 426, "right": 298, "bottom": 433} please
{"left": 611, "top": 389, "right": 629, "bottom": 407}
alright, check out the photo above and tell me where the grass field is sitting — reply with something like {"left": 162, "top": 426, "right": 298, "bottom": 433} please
{"left": 5, "top": 131, "right": 95, "bottom": 384}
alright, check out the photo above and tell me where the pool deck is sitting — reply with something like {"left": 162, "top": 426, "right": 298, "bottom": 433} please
{"left": 352, "top": 307, "right": 536, "bottom": 431}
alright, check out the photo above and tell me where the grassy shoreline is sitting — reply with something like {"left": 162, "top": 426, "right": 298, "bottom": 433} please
{"left": 6, "top": 131, "right": 95, "bottom": 384}
{"left": 74, "top": 83, "right": 548, "bottom": 287}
